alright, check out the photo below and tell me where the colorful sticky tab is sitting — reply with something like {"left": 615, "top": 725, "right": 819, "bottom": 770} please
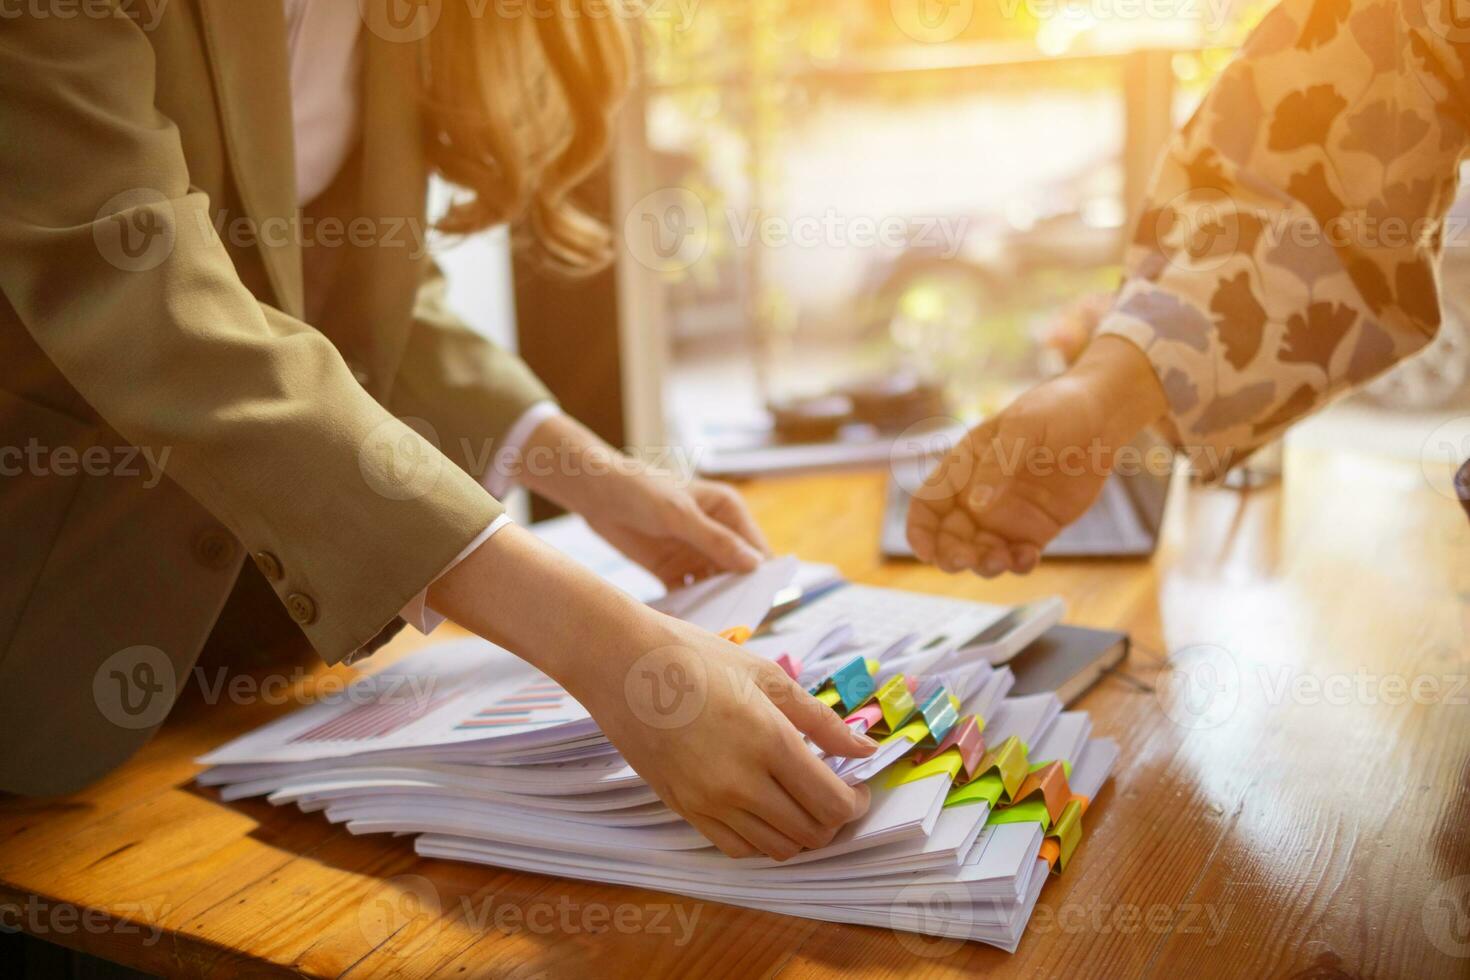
{"left": 809, "top": 656, "right": 876, "bottom": 711}
{"left": 971, "top": 735, "right": 1029, "bottom": 801}
{"left": 884, "top": 717, "right": 930, "bottom": 746}
{"left": 844, "top": 702, "right": 883, "bottom": 735}
{"left": 895, "top": 750, "right": 966, "bottom": 785}
{"left": 914, "top": 682, "right": 959, "bottom": 745}
{"left": 1007, "top": 761, "right": 1070, "bottom": 827}
{"left": 987, "top": 798, "right": 1053, "bottom": 827}
{"left": 944, "top": 771, "right": 1007, "bottom": 808}
{"left": 859, "top": 675, "right": 916, "bottom": 734}
{"left": 719, "top": 626, "right": 752, "bottom": 645}
{"left": 773, "top": 653, "right": 801, "bottom": 680}
{"left": 915, "top": 715, "right": 985, "bottom": 779}
{"left": 1047, "top": 798, "right": 1085, "bottom": 873}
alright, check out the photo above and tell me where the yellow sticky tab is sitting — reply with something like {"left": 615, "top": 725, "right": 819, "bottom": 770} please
{"left": 1049, "top": 799, "right": 1085, "bottom": 872}
{"left": 874, "top": 676, "right": 916, "bottom": 731}
{"left": 816, "top": 687, "right": 841, "bottom": 708}
{"left": 976, "top": 735, "right": 1029, "bottom": 803}
{"left": 897, "top": 747, "right": 964, "bottom": 785}
{"left": 888, "top": 717, "right": 929, "bottom": 745}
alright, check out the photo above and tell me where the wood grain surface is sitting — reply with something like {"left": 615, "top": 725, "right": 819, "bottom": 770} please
{"left": 1, "top": 447, "right": 1467, "bottom": 978}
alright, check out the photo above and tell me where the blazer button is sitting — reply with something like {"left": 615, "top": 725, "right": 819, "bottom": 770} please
{"left": 285, "top": 592, "right": 318, "bottom": 626}
{"left": 253, "top": 551, "right": 284, "bottom": 581}
{"left": 193, "top": 527, "right": 237, "bottom": 570}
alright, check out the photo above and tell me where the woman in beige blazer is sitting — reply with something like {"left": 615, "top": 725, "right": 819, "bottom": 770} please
{"left": 0, "top": 0, "right": 873, "bottom": 861}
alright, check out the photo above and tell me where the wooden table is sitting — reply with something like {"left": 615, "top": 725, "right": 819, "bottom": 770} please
{"left": 2, "top": 447, "right": 1467, "bottom": 978}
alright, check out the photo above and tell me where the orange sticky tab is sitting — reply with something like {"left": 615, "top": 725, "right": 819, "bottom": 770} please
{"left": 1039, "top": 838, "right": 1061, "bottom": 869}
{"left": 719, "top": 626, "right": 752, "bottom": 645}
{"left": 1009, "top": 760, "right": 1071, "bottom": 826}
{"left": 1070, "top": 793, "right": 1091, "bottom": 815}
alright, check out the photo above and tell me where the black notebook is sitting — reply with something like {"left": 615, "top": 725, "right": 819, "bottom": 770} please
{"left": 1007, "top": 624, "right": 1129, "bottom": 705}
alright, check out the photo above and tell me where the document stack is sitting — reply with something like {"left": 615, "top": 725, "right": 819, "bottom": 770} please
{"left": 198, "top": 519, "right": 1117, "bottom": 952}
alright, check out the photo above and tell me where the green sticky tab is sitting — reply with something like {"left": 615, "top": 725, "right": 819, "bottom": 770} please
{"left": 987, "top": 798, "right": 1053, "bottom": 828}
{"left": 944, "top": 771, "right": 1005, "bottom": 808}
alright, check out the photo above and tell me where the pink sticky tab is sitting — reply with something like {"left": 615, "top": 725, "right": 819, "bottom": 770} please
{"left": 845, "top": 703, "right": 883, "bottom": 730}
{"left": 774, "top": 653, "right": 801, "bottom": 679}
{"left": 916, "top": 715, "right": 985, "bottom": 780}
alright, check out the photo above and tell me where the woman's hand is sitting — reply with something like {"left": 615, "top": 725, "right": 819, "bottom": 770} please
{"left": 513, "top": 414, "right": 771, "bottom": 588}
{"left": 578, "top": 614, "right": 876, "bottom": 860}
{"left": 906, "top": 335, "right": 1168, "bottom": 576}
{"left": 429, "top": 526, "right": 876, "bottom": 861}
{"left": 580, "top": 475, "right": 770, "bottom": 589}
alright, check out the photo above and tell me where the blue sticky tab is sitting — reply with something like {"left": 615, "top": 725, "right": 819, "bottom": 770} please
{"left": 826, "top": 656, "right": 876, "bottom": 710}
{"left": 915, "top": 680, "right": 958, "bottom": 744}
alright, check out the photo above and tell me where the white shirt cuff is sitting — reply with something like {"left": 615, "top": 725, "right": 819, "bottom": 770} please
{"left": 484, "top": 400, "right": 562, "bottom": 499}
{"left": 398, "top": 401, "right": 560, "bottom": 635}
{"left": 398, "top": 513, "right": 513, "bottom": 634}
{"left": 399, "top": 399, "right": 558, "bottom": 637}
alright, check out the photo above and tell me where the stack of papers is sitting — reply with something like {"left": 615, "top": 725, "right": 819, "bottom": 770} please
{"left": 198, "top": 520, "right": 1116, "bottom": 952}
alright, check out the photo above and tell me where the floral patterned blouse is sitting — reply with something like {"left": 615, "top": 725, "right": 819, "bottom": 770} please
{"left": 1097, "top": 0, "right": 1469, "bottom": 475}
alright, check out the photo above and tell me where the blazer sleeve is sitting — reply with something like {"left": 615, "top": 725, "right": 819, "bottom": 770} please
{"left": 1096, "top": 0, "right": 1470, "bottom": 477}
{"left": 0, "top": 9, "right": 503, "bottom": 661}
{"left": 387, "top": 263, "right": 558, "bottom": 485}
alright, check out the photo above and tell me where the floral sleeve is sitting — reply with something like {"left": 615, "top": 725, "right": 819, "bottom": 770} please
{"left": 1097, "top": 0, "right": 1470, "bottom": 476}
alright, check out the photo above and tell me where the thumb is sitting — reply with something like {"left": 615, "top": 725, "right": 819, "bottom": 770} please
{"left": 772, "top": 678, "right": 878, "bottom": 758}
{"left": 673, "top": 504, "right": 764, "bottom": 572}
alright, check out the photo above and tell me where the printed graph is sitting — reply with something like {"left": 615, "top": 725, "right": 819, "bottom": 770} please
{"left": 455, "top": 679, "right": 577, "bottom": 730}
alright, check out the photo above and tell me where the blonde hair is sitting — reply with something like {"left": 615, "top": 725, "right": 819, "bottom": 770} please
{"left": 420, "top": 1, "right": 632, "bottom": 275}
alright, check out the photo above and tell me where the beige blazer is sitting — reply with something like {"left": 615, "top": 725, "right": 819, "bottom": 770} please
{"left": 0, "top": 1, "right": 552, "bottom": 793}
